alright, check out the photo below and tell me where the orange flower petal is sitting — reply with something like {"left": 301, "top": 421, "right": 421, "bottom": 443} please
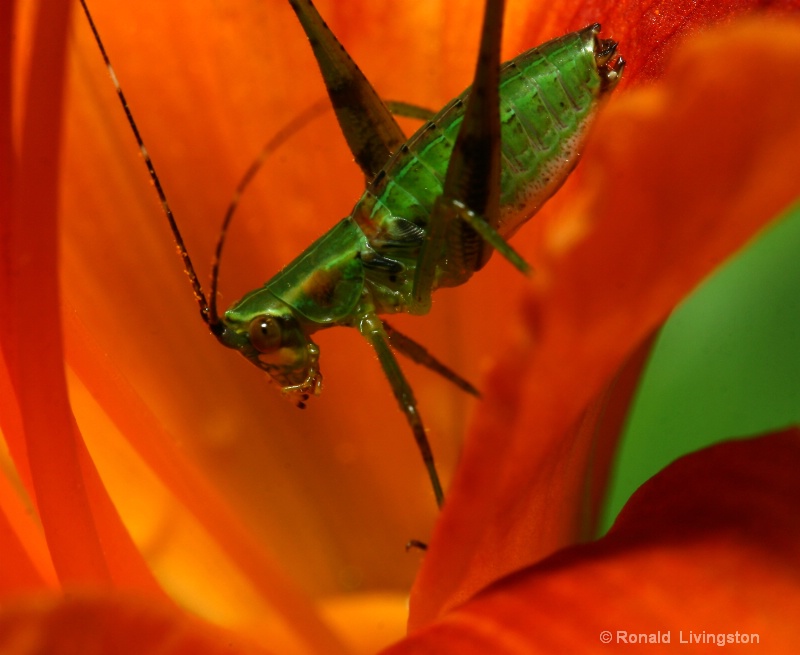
{"left": 3, "top": 0, "right": 160, "bottom": 593}
{"left": 507, "top": 0, "right": 800, "bottom": 85}
{"left": 411, "top": 18, "right": 800, "bottom": 626}
{"left": 386, "top": 429, "right": 800, "bottom": 653}
{"left": 0, "top": 591, "right": 273, "bottom": 655}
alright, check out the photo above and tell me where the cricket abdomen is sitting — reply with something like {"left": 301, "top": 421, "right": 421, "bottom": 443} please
{"left": 353, "top": 25, "right": 621, "bottom": 311}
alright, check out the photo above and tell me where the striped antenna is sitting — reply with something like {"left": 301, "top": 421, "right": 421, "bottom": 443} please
{"left": 78, "top": 0, "right": 214, "bottom": 326}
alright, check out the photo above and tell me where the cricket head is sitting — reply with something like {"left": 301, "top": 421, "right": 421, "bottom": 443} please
{"left": 212, "top": 291, "right": 322, "bottom": 408}
{"left": 208, "top": 224, "right": 366, "bottom": 408}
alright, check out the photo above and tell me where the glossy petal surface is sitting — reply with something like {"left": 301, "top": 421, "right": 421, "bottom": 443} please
{"left": 387, "top": 430, "right": 800, "bottom": 653}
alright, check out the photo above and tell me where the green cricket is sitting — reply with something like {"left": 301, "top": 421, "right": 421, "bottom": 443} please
{"left": 80, "top": 0, "right": 624, "bottom": 509}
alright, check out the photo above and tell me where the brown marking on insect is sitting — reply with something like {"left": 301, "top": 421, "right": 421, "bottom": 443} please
{"left": 302, "top": 267, "right": 341, "bottom": 308}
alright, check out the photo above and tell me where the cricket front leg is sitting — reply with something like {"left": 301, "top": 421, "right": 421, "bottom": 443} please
{"left": 358, "top": 312, "right": 445, "bottom": 508}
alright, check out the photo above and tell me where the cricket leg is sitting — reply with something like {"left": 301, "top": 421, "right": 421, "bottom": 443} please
{"left": 409, "top": 0, "right": 529, "bottom": 315}
{"left": 383, "top": 321, "right": 480, "bottom": 397}
{"left": 359, "top": 312, "right": 445, "bottom": 508}
{"left": 288, "top": 0, "right": 405, "bottom": 179}
{"left": 384, "top": 100, "right": 437, "bottom": 122}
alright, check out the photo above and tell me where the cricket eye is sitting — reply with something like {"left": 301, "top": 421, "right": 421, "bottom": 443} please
{"left": 248, "top": 315, "right": 282, "bottom": 353}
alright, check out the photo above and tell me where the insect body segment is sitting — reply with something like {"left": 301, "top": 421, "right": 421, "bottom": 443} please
{"left": 360, "top": 24, "right": 622, "bottom": 298}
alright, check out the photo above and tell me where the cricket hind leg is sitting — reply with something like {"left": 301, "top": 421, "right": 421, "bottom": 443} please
{"left": 358, "top": 313, "right": 445, "bottom": 508}
{"left": 288, "top": 0, "right": 406, "bottom": 179}
{"left": 410, "top": 0, "right": 531, "bottom": 315}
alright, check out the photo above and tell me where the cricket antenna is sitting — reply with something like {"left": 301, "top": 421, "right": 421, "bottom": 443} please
{"left": 208, "top": 98, "right": 330, "bottom": 324}
{"left": 79, "top": 0, "right": 213, "bottom": 326}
